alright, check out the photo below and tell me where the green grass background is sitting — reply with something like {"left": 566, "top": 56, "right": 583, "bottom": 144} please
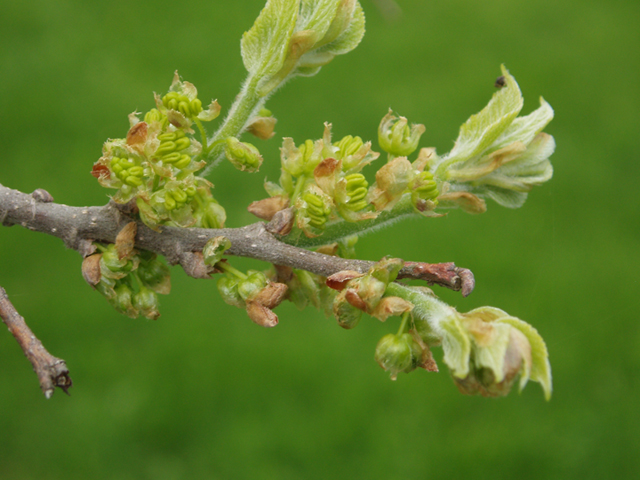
{"left": 1, "top": 0, "right": 638, "bottom": 478}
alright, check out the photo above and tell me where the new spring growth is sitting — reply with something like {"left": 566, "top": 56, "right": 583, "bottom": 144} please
{"left": 378, "top": 110, "right": 426, "bottom": 157}
{"left": 434, "top": 65, "right": 555, "bottom": 211}
{"left": 386, "top": 283, "right": 552, "bottom": 399}
{"left": 243, "top": 0, "right": 366, "bottom": 97}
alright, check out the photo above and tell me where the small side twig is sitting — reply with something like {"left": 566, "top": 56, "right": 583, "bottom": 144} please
{"left": 0, "top": 286, "right": 72, "bottom": 398}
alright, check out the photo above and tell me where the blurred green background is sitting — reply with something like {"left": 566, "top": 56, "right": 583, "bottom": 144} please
{"left": 1, "top": 0, "right": 638, "bottom": 478}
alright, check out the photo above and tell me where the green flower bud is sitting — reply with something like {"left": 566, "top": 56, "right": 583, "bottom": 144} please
{"left": 375, "top": 333, "right": 422, "bottom": 380}
{"left": 95, "top": 277, "right": 117, "bottom": 300}
{"left": 224, "top": 137, "right": 263, "bottom": 172}
{"left": 217, "top": 276, "right": 244, "bottom": 308}
{"left": 144, "top": 108, "right": 168, "bottom": 126}
{"left": 302, "top": 191, "right": 331, "bottom": 228}
{"left": 100, "top": 244, "right": 135, "bottom": 276}
{"left": 192, "top": 186, "right": 226, "bottom": 229}
{"left": 342, "top": 173, "right": 369, "bottom": 211}
{"left": 133, "top": 286, "right": 160, "bottom": 320}
{"left": 237, "top": 271, "right": 268, "bottom": 301}
{"left": 162, "top": 92, "right": 203, "bottom": 118}
{"left": 113, "top": 283, "right": 138, "bottom": 318}
{"left": 378, "top": 110, "right": 426, "bottom": 157}
{"left": 137, "top": 254, "right": 171, "bottom": 295}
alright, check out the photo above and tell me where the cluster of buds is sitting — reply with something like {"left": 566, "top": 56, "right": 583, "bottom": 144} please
{"left": 217, "top": 267, "right": 288, "bottom": 328}
{"left": 250, "top": 116, "right": 442, "bottom": 239}
{"left": 368, "top": 146, "right": 440, "bottom": 215}
{"left": 81, "top": 224, "right": 170, "bottom": 319}
{"left": 322, "top": 258, "right": 551, "bottom": 396}
{"left": 91, "top": 72, "right": 226, "bottom": 230}
{"left": 249, "top": 123, "right": 379, "bottom": 236}
{"left": 326, "top": 258, "right": 412, "bottom": 328}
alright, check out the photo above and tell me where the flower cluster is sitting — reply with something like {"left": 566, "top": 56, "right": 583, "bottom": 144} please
{"left": 250, "top": 119, "right": 440, "bottom": 238}
{"left": 81, "top": 224, "right": 170, "bottom": 319}
{"left": 91, "top": 72, "right": 226, "bottom": 230}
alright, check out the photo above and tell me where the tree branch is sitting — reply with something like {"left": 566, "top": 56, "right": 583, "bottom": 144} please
{"left": 0, "top": 182, "right": 474, "bottom": 295}
{"left": 0, "top": 286, "right": 72, "bottom": 398}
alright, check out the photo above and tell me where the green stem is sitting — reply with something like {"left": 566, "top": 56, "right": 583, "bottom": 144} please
{"left": 397, "top": 311, "right": 411, "bottom": 335}
{"left": 290, "top": 174, "right": 309, "bottom": 204}
{"left": 202, "top": 75, "right": 264, "bottom": 175}
{"left": 216, "top": 261, "right": 248, "bottom": 280}
{"left": 193, "top": 118, "right": 210, "bottom": 154}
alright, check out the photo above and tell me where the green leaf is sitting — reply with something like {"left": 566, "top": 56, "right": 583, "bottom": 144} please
{"left": 440, "top": 316, "right": 472, "bottom": 378}
{"left": 241, "top": 0, "right": 300, "bottom": 77}
{"left": 471, "top": 323, "right": 512, "bottom": 383}
{"left": 443, "top": 65, "right": 524, "bottom": 167}
{"left": 498, "top": 317, "right": 552, "bottom": 400}
{"left": 492, "top": 133, "right": 555, "bottom": 184}
{"left": 481, "top": 186, "right": 528, "bottom": 209}
{"left": 318, "top": 1, "right": 365, "bottom": 56}
{"left": 297, "top": 0, "right": 341, "bottom": 40}
{"left": 490, "top": 97, "right": 554, "bottom": 153}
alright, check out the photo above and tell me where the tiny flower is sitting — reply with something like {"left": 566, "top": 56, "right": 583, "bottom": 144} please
{"left": 368, "top": 156, "right": 414, "bottom": 211}
{"left": 154, "top": 71, "right": 214, "bottom": 130}
{"left": 133, "top": 285, "right": 160, "bottom": 320}
{"left": 375, "top": 333, "right": 423, "bottom": 380}
{"left": 333, "top": 135, "right": 379, "bottom": 172}
{"left": 332, "top": 289, "right": 363, "bottom": 329}
{"left": 224, "top": 137, "right": 263, "bottom": 172}
{"left": 295, "top": 185, "right": 333, "bottom": 237}
{"left": 217, "top": 269, "right": 287, "bottom": 328}
{"left": 378, "top": 110, "right": 426, "bottom": 157}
